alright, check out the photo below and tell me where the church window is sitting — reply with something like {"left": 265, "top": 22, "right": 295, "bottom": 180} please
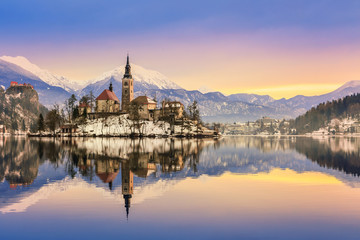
{"left": 124, "top": 82, "right": 128, "bottom": 86}
{"left": 125, "top": 90, "right": 128, "bottom": 94}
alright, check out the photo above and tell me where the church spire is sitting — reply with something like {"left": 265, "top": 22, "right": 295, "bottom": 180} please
{"left": 124, "top": 54, "right": 132, "bottom": 78}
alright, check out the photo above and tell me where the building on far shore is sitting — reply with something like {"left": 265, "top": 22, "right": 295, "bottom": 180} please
{"left": 95, "top": 83, "right": 120, "bottom": 113}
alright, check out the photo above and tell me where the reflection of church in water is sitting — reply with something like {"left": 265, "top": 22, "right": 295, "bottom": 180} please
{"left": 93, "top": 157, "right": 158, "bottom": 218}
{"left": 89, "top": 140, "right": 196, "bottom": 218}
{"left": 93, "top": 159, "right": 135, "bottom": 218}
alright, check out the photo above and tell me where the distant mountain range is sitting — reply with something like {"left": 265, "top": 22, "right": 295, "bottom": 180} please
{"left": 1, "top": 55, "right": 360, "bottom": 122}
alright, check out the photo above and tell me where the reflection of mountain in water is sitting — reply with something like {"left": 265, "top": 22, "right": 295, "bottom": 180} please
{"left": 1, "top": 136, "right": 360, "bottom": 215}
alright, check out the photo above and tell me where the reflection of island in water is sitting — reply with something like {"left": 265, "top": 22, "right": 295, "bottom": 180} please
{"left": 63, "top": 138, "right": 208, "bottom": 217}
{"left": 2, "top": 136, "right": 360, "bottom": 215}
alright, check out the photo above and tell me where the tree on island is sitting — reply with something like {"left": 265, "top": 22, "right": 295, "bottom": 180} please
{"left": 72, "top": 107, "right": 80, "bottom": 121}
{"left": 65, "top": 94, "right": 77, "bottom": 122}
{"left": 80, "top": 95, "right": 89, "bottom": 105}
{"left": 127, "top": 102, "right": 145, "bottom": 135}
{"left": 82, "top": 107, "right": 87, "bottom": 118}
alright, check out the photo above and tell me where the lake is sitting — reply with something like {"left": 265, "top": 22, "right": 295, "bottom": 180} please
{"left": 1, "top": 136, "right": 360, "bottom": 240}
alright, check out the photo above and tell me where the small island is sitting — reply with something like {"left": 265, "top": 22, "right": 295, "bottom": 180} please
{"left": 30, "top": 55, "right": 218, "bottom": 138}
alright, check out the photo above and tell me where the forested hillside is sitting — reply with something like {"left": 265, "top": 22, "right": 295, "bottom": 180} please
{"left": 291, "top": 93, "right": 360, "bottom": 133}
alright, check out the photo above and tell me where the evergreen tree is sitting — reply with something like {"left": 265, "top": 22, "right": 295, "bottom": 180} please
{"left": 82, "top": 107, "right": 87, "bottom": 118}
{"left": 187, "top": 101, "right": 201, "bottom": 122}
{"left": 80, "top": 95, "right": 89, "bottom": 105}
{"left": 65, "top": 94, "right": 77, "bottom": 122}
{"left": 38, "top": 114, "right": 45, "bottom": 132}
{"left": 72, "top": 107, "right": 80, "bottom": 120}
{"left": 11, "top": 120, "right": 18, "bottom": 131}
{"left": 89, "top": 90, "right": 95, "bottom": 112}
{"left": 22, "top": 119, "right": 26, "bottom": 131}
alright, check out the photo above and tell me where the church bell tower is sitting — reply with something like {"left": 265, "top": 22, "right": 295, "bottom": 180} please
{"left": 122, "top": 54, "right": 134, "bottom": 112}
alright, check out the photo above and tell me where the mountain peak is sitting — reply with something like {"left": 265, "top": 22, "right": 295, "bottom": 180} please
{"left": 198, "top": 86, "right": 215, "bottom": 94}
{"left": 90, "top": 63, "right": 182, "bottom": 90}
{"left": 330, "top": 80, "right": 360, "bottom": 95}
{"left": 0, "top": 56, "right": 39, "bottom": 72}
{"left": 0, "top": 55, "right": 84, "bottom": 92}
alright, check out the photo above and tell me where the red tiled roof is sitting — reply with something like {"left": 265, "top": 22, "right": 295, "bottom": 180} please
{"left": 96, "top": 172, "right": 119, "bottom": 183}
{"left": 132, "top": 96, "right": 156, "bottom": 105}
{"left": 96, "top": 90, "right": 120, "bottom": 102}
{"left": 79, "top": 102, "right": 90, "bottom": 108}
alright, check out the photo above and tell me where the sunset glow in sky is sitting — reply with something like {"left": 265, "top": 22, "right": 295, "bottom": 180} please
{"left": 1, "top": 0, "right": 360, "bottom": 98}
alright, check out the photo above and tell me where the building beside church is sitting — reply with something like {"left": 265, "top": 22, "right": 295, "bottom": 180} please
{"left": 95, "top": 83, "right": 120, "bottom": 113}
{"left": 121, "top": 55, "right": 134, "bottom": 112}
{"left": 130, "top": 96, "right": 157, "bottom": 120}
{"left": 78, "top": 102, "right": 91, "bottom": 115}
{"left": 161, "top": 101, "right": 185, "bottom": 119}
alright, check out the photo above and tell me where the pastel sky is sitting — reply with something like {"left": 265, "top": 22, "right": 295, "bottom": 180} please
{"left": 1, "top": 0, "right": 360, "bottom": 99}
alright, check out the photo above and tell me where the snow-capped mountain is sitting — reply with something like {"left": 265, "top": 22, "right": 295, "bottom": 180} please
{"left": 90, "top": 64, "right": 182, "bottom": 90}
{"left": 1, "top": 55, "right": 360, "bottom": 122}
{"left": 198, "top": 86, "right": 215, "bottom": 94}
{"left": 80, "top": 64, "right": 183, "bottom": 99}
{"left": 0, "top": 59, "right": 72, "bottom": 106}
{"left": 0, "top": 56, "right": 84, "bottom": 92}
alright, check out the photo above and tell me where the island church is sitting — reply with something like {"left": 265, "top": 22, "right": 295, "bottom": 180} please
{"left": 95, "top": 55, "right": 133, "bottom": 113}
{"left": 93, "top": 55, "right": 184, "bottom": 121}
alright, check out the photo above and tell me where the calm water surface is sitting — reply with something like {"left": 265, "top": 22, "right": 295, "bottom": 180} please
{"left": 1, "top": 136, "right": 360, "bottom": 240}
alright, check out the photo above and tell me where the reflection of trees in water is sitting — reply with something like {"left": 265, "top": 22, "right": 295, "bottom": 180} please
{"left": 0, "top": 137, "right": 66, "bottom": 188}
{"left": 213, "top": 136, "right": 360, "bottom": 177}
{"left": 293, "top": 138, "right": 360, "bottom": 176}
{"left": 2, "top": 136, "right": 360, "bottom": 190}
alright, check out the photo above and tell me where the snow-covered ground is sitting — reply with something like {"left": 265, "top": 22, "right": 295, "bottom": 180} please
{"left": 79, "top": 114, "right": 170, "bottom": 136}
{"left": 77, "top": 114, "right": 205, "bottom": 137}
